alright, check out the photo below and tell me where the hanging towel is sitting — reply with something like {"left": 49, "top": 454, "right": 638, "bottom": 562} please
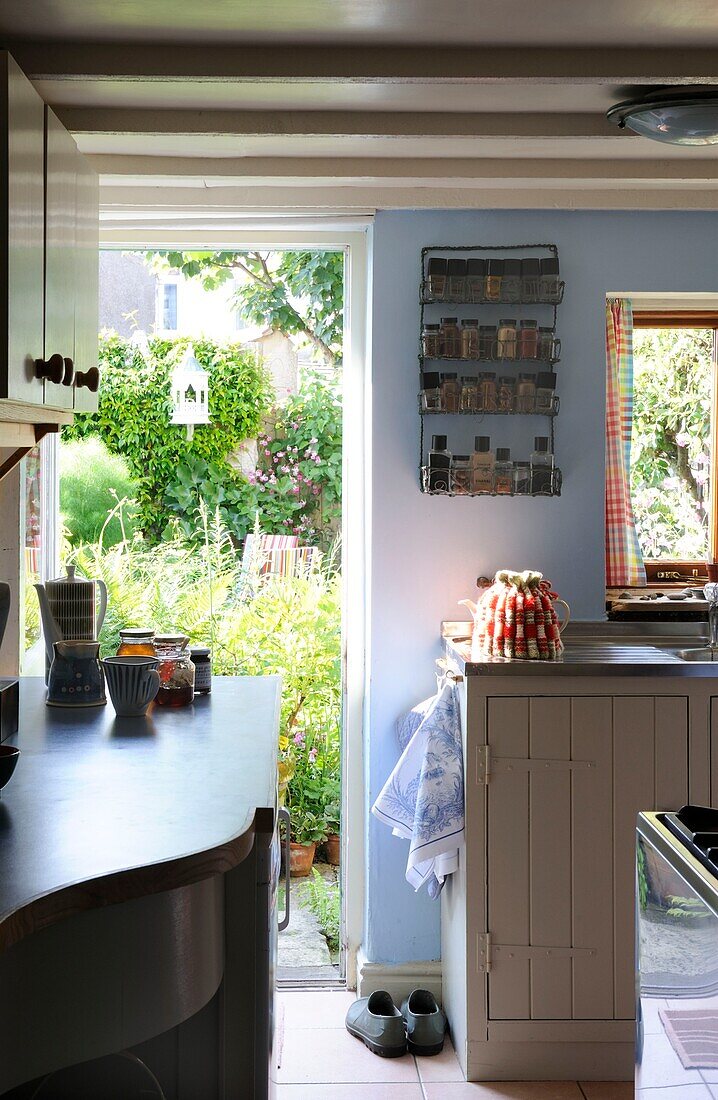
{"left": 372, "top": 680, "right": 464, "bottom": 899}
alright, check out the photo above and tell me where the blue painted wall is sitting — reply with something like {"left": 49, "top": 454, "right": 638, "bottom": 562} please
{"left": 365, "top": 208, "right": 718, "bottom": 965}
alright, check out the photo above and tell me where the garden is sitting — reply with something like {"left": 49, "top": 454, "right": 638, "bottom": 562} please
{"left": 54, "top": 325, "right": 343, "bottom": 952}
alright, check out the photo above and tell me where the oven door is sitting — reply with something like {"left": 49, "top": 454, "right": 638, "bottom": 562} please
{"left": 636, "top": 825, "right": 718, "bottom": 1095}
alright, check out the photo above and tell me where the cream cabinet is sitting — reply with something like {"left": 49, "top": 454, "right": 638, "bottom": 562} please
{"left": 0, "top": 53, "right": 99, "bottom": 423}
{"left": 441, "top": 668, "right": 715, "bottom": 1083}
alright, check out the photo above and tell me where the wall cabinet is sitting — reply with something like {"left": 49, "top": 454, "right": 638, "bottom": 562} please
{"left": 0, "top": 53, "right": 99, "bottom": 423}
{"left": 441, "top": 669, "right": 713, "bottom": 1082}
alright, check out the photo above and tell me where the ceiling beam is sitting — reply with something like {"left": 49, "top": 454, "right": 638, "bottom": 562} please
{"left": 10, "top": 42, "right": 718, "bottom": 83}
{"left": 58, "top": 108, "right": 634, "bottom": 140}
{"left": 90, "top": 154, "right": 718, "bottom": 183}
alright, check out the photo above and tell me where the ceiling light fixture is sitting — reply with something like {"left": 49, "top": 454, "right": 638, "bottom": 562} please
{"left": 607, "top": 87, "right": 718, "bottom": 146}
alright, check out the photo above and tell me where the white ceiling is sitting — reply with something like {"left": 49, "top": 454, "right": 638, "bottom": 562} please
{"left": 4, "top": 1, "right": 718, "bottom": 211}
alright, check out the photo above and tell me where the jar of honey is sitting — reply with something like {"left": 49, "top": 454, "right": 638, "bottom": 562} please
{"left": 154, "top": 634, "right": 195, "bottom": 707}
{"left": 116, "top": 629, "right": 156, "bottom": 657}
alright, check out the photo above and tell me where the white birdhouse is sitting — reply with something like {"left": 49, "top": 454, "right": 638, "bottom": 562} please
{"left": 170, "top": 346, "right": 210, "bottom": 440}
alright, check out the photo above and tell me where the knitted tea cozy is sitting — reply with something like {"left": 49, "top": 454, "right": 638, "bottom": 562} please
{"left": 472, "top": 569, "right": 564, "bottom": 661}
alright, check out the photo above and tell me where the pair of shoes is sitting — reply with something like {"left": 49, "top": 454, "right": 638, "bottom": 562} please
{"left": 345, "top": 988, "right": 446, "bottom": 1058}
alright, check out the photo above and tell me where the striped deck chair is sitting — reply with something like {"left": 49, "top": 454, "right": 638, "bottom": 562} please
{"left": 242, "top": 533, "right": 319, "bottom": 578}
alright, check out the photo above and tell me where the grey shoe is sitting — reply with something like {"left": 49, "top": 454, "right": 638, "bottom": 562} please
{"left": 345, "top": 990, "right": 408, "bottom": 1058}
{"left": 400, "top": 989, "right": 446, "bottom": 1055}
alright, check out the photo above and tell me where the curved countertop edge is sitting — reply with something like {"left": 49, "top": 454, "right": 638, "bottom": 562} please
{"left": 0, "top": 804, "right": 274, "bottom": 955}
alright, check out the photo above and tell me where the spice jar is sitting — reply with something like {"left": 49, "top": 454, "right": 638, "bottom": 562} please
{"left": 521, "top": 258, "right": 540, "bottom": 302}
{"left": 539, "top": 257, "right": 561, "bottom": 302}
{"left": 426, "top": 257, "right": 447, "bottom": 300}
{"left": 421, "top": 371, "right": 443, "bottom": 412}
{"left": 191, "top": 647, "right": 212, "bottom": 694}
{"left": 478, "top": 325, "right": 497, "bottom": 361}
{"left": 460, "top": 376, "right": 479, "bottom": 413}
{"left": 446, "top": 258, "right": 466, "bottom": 301}
{"left": 518, "top": 319, "right": 539, "bottom": 359}
{"left": 441, "top": 373, "right": 461, "bottom": 413}
{"left": 422, "top": 322, "right": 441, "bottom": 358}
{"left": 516, "top": 373, "right": 536, "bottom": 413}
{"left": 460, "top": 318, "right": 479, "bottom": 359}
{"left": 501, "top": 259, "right": 522, "bottom": 303}
{"left": 493, "top": 448, "right": 513, "bottom": 494}
{"left": 485, "top": 259, "right": 503, "bottom": 302}
{"left": 537, "top": 326, "right": 556, "bottom": 361}
{"left": 478, "top": 372, "right": 497, "bottom": 412}
{"left": 440, "top": 317, "right": 460, "bottom": 358}
{"left": 512, "top": 461, "right": 531, "bottom": 495}
{"left": 154, "top": 634, "right": 195, "bottom": 707}
{"left": 497, "top": 319, "right": 517, "bottom": 360}
{"left": 497, "top": 376, "right": 515, "bottom": 413}
{"left": 535, "top": 371, "right": 557, "bottom": 414}
{"left": 116, "top": 629, "right": 156, "bottom": 657}
{"left": 451, "top": 455, "right": 471, "bottom": 495}
{"left": 465, "top": 258, "right": 486, "bottom": 303}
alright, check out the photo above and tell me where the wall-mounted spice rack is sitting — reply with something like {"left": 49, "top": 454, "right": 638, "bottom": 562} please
{"left": 419, "top": 243, "right": 563, "bottom": 497}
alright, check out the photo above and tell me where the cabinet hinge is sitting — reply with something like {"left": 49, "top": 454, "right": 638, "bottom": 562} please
{"left": 478, "top": 932, "right": 491, "bottom": 972}
{"left": 477, "top": 744, "right": 491, "bottom": 785}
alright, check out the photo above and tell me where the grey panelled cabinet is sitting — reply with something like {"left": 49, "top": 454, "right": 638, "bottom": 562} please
{"left": 441, "top": 671, "right": 711, "bottom": 1082}
{"left": 0, "top": 52, "right": 99, "bottom": 418}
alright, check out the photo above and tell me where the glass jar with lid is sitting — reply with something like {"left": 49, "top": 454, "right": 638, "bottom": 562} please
{"left": 497, "top": 376, "right": 515, "bottom": 413}
{"left": 478, "top": 372, "right": 498, "bottom": 412}
{"left": 154, "top": 634, "right": 195, "bottom": 707}
{"left": 460, "top": 318, "right": 479, "bottom": 359}
{"left": 446, "top": 258, "right": 467, "bottom": 301}
{"left": 497, "top": 319, "right": 517, "bottom": 360}
{"left": 537, "top": 327, "right": 556, "bottom": 361}
{"left": 518, "top": 319, "right": 539, "bottom": 360}
{"left": 516, "top": 373, "right": 536, "bottom": 413}
{"left": 421, "top": 322, "right": 441, "bottom": 358}
{"left": 501, "top": 259, "right": 522, "bottom": 303}
{"left": 116, "top": 629, "right": 155, "bottom": 657}
{"left": 520, "top": 258, "right": 541, "bottom": 302}
{"left": 485, "top": 259, "right": 503, "bottom": 302}
{"left": 451, "top": 455, "right": 471, "bottom": 494}
{"left": 465, "top": 258, "right": 486, "bottom": 303}
{"left": 459, "top": 376, "right": 478, "bottom": 413}
{"left": 441, "top": 373, "right": 461, "bottom": 413}
{"left": 440, "top": 317, "right": 460, "bottom": 358}
{"left": 478, "top": 325, "right": 497, "bottom": 361}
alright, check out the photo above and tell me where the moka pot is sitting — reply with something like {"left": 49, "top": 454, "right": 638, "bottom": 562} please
{"left": 35, "top": 566, "right": 108, "bottom": 679}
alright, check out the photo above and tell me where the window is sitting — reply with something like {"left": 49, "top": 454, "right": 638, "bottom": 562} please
{"left": 630, "top": 311, "right": 718, "bottom": 578}
{"left": 161, "top": 282, "right": 178, "bottom": 331}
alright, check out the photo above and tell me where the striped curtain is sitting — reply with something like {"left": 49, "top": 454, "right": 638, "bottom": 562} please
{"left": 605, "top": 298, "right": 646, "bottom": 586}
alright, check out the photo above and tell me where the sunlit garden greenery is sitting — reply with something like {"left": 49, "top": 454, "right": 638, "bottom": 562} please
{"left": 631, "top": 327, "right": 712, "bottom": 560}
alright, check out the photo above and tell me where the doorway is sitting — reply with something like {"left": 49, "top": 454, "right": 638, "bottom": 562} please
{"left": 26, "top": 227, "right": 369, "bottom": 989}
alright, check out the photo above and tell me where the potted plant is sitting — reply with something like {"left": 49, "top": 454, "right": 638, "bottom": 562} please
{"left": 289, "top": 807, "right": 327, "bottom": 876}
{"left": 322, "top": 793, "right": 341, "bottom": 866}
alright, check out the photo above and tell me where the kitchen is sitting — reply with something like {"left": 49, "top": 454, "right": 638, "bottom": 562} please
{"left": 3, "top": 5, "right": 718, "bottom": 1098}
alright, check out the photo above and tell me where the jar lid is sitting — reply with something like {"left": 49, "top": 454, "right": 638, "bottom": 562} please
{"left": 119, "top": 628, "right": 155, "bottom": 639}
{"left": 519, "top": 319, "right": 538, "bottom": 327}
{"left": 446, "top": 258, "right": 467, "bottom": 275}
{"left": 503, "top": 259, "right": 521, "bottom": 275}
{"left": 466, "top": 258, "right": 486, "bottom": 275}
{"left": 498, "top": 318, "right": 517, "bottom": 325}
{"left": 496, "top": 447, "right": 511, "bottom": 461}
{"left": 423, "top": 322, "right": 440, "bottom": 330}
{"left": 155, "top": 634, "right": 190, "bottom": 650}
{"left": 499, "top": 375, "right": 515, "bottom": 384}
{"left": 427, "top": 257, "right": 448, "bottom": 273}
{"left": 518, "top": 373, "right": 536, "bottom": 381}
{"left": 191, "top": 647, "right": 211, "bottom": 657}
{"left": 520, "top": 258, "right": 541, "bottom": 275}
{"left": 461, "top": 375, "right": 475, "bottom": 383}
{"left": 461, "top": 318, "right": 479, "bottom": 326}
{"left": 440, "top": 316, "right": 458, "bottom": 324}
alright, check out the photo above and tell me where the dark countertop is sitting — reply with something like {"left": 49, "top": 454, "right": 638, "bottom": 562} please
{"left": 0, "top": 676, "right": 281, "bottom": 951}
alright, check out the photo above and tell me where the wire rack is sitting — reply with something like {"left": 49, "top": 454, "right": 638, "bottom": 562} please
{"left": 419, "top": 243, "right": 562, "bottom": 496}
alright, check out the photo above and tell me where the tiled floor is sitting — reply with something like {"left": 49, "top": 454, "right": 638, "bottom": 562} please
{"left": 274, "top": 990, "right": 633, "bottom": 1099}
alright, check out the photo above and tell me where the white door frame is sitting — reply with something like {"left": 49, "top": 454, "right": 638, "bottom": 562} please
{"left": 99, "top": 222, "right": 372, "bottom": 988}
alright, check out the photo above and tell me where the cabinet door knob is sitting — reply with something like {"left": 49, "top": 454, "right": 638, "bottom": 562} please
{"left": 75, "top": 367, "right": 100, "bottom": 393}
{"left": 35, "top": 354, "right": 64, "bottom": 385}
{"left": 62, "top": 357, "right": 74, "bottom": 386}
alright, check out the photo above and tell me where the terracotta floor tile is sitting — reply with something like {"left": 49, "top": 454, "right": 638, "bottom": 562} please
{"left": 276, "top": 1085, "right": 425, "bottom": 1099}
{"left": 578, "top": 1085, "right": 633, "bottom": 1099}
{"left": 416, "top": 1037, "right": 464, "bottom": 1082}
{"left": 422, "top": 1083, "right": 583, "bottom": 1099}
{"left": 278, "top": 989, "right": 356, "bottom": 1030}
{"left": 277, "top": 1026, "right": 421, "bottom": 1084}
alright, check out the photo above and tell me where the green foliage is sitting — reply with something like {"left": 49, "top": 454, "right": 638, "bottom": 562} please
{"left": 299, "top": 868, "right": 341, "bottom": 952}
{"left": 60, "top": 437, "right": 139, "bottom": 548}
{"left": 145, "top": 250, "right": 344, "bottom": 365}
{"left": 631, "top": 328, "right": 712, "bottom": 560}
{"left": 63, "top": 333, "right": 272, "bottom": 543}
{"left": 637, "top": 840, "right": 648, "bottom": 912}
{"left": 665, "top": 895, "right": 710, "bottom": 922}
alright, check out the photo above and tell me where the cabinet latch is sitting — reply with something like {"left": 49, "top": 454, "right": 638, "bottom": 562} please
{"left": 477, "top": 744, "right": 491, "bottom": 784}
{"left": 478, "top": 932, "right": 491, "bottom": 972}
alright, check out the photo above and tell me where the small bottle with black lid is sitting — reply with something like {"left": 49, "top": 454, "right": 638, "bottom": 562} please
{"left": 191, "top": 647, "right": 212, "bottom": 694}
{"left": 428, "top": 434, "right": 452, "bottom": 493}
{"left": 539, "top": 257, "right": 561, "bottom": 302}
{"left": 531, "top": 436, "right": 555, "bottom": 494}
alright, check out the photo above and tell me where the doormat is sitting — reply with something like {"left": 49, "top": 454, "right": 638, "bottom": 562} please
{"left": 659, "top": 1007, "right": 718, "bottom": 1069}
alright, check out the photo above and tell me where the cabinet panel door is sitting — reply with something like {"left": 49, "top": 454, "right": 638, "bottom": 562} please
{"left": 486, "top": 695, "right": 689, "bottom": 1025}
{"left": 2, "top": 53, "right": 45, "bottom": 403}
{"left": 43, "top": 107, "right": 76, "bottom": 410}
{"left": 73, "top": 152, "right": 98, "bottom": 412}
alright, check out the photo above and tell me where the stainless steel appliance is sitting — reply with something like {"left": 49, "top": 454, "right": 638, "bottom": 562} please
{"left": 637, "top": 807, "right": 718, "bottom": 1096}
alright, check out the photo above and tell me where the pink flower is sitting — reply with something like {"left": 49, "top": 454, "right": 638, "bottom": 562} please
{"left": 309, "top": 747, "right": 318, "bottom": 762}
{"left": 312, "top": 486, "right": 320, "bottom": 496}
{"left": 293, "top": 731, "right": 305, "bottom": 745}
{"left": 675, "top": 431, "right": 691, "bottom": 448}
{"left": 292, "top": 486, "right": 301, "bottom": 495}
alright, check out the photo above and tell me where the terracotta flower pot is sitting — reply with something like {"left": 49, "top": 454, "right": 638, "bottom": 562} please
{"left": 324, "top": 833, "right": 340, "bottom": 866}
{"left": 289, "top": 840, "right": 316, "bottom": 877}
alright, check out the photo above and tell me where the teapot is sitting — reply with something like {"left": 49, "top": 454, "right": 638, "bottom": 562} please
{"left": 460, "top": 569, "right": 570, "bottom": 661}
{"left": 47, "top": 641, "right": 106, "bottom": 708}
{"left": 35, "top": 566, "right": 107, "bottom": 671}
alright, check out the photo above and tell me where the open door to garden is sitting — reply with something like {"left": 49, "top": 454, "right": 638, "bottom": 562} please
{"left": 22, "top": 235, "right": 368, "bottom": 987}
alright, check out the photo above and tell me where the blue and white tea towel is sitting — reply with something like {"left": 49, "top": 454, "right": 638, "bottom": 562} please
{"left": 372, "top": 680, "right": 464, "bottom": 898}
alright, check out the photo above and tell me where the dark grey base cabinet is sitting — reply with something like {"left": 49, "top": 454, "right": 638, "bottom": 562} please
{"left": 441, "top": 670, "right": 717, "bottom": 1081}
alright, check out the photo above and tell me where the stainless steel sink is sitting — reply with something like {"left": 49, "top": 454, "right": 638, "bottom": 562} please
{"left": 674, "top": 648, "right": 718, "bottom": 662}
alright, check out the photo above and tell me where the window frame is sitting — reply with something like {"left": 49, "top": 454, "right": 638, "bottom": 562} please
{"left": 632, "top": 309, "right": 718, "bottom": 582}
